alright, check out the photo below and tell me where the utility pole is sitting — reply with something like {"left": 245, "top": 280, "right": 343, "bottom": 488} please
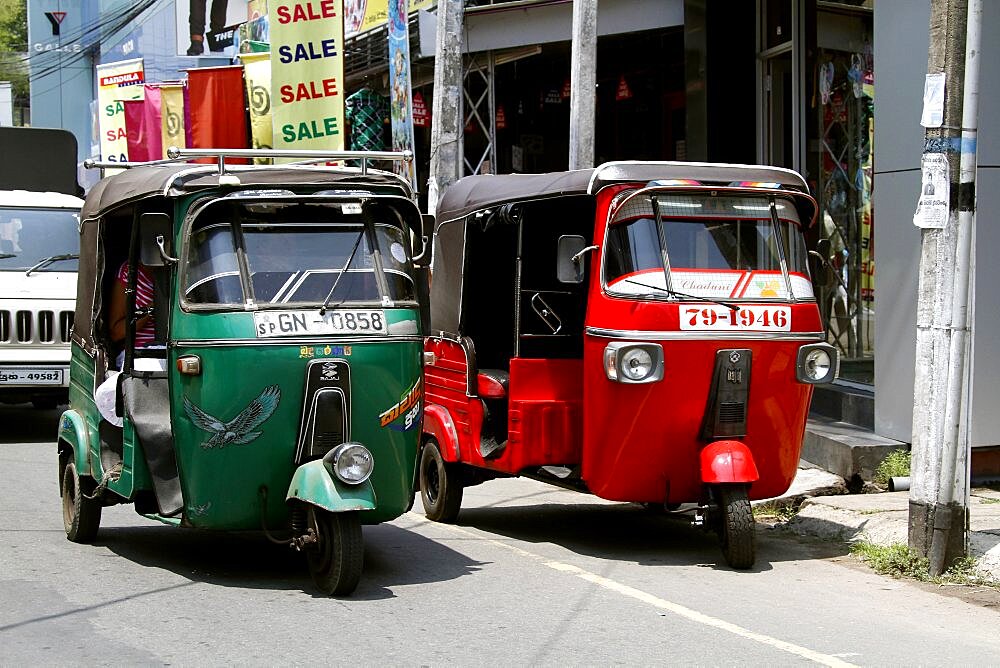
{"left": 568, "top": 0, "right": 597, "bottom": 170}
{"left": 909, "top": 0, "right": 981, "bottom": 576}
{"left": 427, "top": 0, "right": 464, "bottom": 217}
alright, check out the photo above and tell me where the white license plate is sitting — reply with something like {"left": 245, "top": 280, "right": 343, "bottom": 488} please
{"left": 0, "top": 367, "right": 66, "bottom": 385}
{"left": 680, "top": 305, "right": 792, "bottom": 331}
{"left": 254, "top": 310, "right": 388, "bottom": 338}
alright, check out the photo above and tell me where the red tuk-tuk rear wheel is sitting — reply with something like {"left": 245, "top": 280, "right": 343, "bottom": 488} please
{"left": 715, "top": 484, "right": 756, "bottom": 570}
{"left": 61, "top": 459, "right": 101, "bottom": 543}
{"left": 306, "top": 508, "right": 364, "bottom": 596}
{"left": 419, "top": 439, "right": 463, "bottom": 523}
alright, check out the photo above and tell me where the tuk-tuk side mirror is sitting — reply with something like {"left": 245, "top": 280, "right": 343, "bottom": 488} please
{"left": 815, "top": 237, "right": 832, "bottom": 260}
{"left": 411, "top": 214, "right": 434, "bottom": 265}
{"left": 557, "top": 235, "right": 594, "bottom": 284}
{"left": 139, "top": 213, "right": 177, "bottom": 267}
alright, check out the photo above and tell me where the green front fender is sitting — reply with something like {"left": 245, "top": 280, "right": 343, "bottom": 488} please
{"left": 286, "top": 460, "right": 376, "bottom": 513}
{"left": 57, "top": 409, "right": 92, "bottom": 474}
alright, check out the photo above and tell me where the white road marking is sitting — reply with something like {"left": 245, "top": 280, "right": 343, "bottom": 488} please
{"left": 414, "top": 516, "right": 859, "bottom": 668}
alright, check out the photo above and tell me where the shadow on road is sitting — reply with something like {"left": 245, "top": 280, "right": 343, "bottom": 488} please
{"left": 94, "top": 520, "right": 485, "bottom": 600}
{"left": 450, "top": 500, "right": 849, "bottom": 573}
{"left": 0, "top": 403, "right": 65, "bottom": 443}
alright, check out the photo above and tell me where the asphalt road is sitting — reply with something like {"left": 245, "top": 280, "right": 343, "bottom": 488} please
{"left": 3, "top": 404, "right": 1000, "bottom": 666}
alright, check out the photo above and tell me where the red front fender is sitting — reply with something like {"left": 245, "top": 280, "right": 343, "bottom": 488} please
{"left": 422, "top": 403, "right": 461, "bottom": 462}
{"left": 700, "top": 440, "right": 760, "bottom": 484}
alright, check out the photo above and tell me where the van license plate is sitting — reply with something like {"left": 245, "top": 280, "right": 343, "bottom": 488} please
{"left": 254, "top": 310, "right": 388, "bottom": 337}
{"left": 0, "top": 367, "right": 66, "bottom": 385}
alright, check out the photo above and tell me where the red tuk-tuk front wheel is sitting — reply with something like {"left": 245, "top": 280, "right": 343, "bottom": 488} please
{"left": 714, "top": 484, "right": 756, "bottom": 570}
{"left": 419, "top": 439, "right": 463, "bottom": 522}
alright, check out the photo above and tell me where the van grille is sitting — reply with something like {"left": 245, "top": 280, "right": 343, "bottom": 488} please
{"left": 0, "top": 309, "right": 73, "bottom": 344}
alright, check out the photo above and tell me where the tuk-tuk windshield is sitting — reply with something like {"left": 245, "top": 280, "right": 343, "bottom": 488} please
{"left": 183, "top": 201, "right": 415, "bottom": 307}
{"left": 604, "top": 193, "right": 813, "bottom": 301}
{"left": 0, "top": 207, "right": 80, "bottom": 272}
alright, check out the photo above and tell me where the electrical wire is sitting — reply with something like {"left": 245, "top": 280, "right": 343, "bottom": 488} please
{"left": 25, "top": 0, "right": 164, "bottom": 83}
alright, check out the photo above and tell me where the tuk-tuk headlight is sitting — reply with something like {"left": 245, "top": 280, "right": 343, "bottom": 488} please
{"left": 796, "top": 343, "right": 838, "bottom": 384}
{"left": 323, "top": 442, "right": 374, "bottom": 484}
{"left": 604, "top": 342, "right": 664, "bottom": 384}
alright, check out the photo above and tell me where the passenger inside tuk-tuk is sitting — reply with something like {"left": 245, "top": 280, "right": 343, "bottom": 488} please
{"left": 97, "top": 205, "right": 170, "bottom": 373}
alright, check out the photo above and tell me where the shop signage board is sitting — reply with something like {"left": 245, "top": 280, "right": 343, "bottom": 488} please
{"left": 269, "top": 1, "right": 346, "bottom": 156}
{"left": 96, "top": 57, "right": 145, "bottom": 172}
{"left": 346, "top": 0, "right": 436, "bottom": 37}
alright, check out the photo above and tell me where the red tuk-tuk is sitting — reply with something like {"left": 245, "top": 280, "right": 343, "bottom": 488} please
{"left": 417, "top": 161, "right": 837, "bottom": 569}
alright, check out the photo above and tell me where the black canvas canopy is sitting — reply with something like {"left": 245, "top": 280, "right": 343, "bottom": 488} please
{"left": 74, "top": 163, "right": 417, "bottom": 351}
{"left": 429, "top": 161, "right": 815, "bottom": 335}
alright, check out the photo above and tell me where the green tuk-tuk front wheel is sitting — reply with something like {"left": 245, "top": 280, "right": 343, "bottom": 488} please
{"left": 306, "top": 507, "right": 363, "bottom": 596}
{"left": 61, "top": 458, "right": 101, "bottom": 543}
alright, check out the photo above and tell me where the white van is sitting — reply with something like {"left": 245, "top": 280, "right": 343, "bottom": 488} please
{"left": 0, "top": 189, "right": 83, "bottom": 408}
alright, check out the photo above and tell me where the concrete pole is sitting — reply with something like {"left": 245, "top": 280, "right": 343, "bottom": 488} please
{"left": 427, "top": 0, "right": 464, "bottom": 217}
{"left": 909, "top": 0, "right": 979, "bottom": 575}
{"left": 568, "top": 0, "right": 598, "bottom": 170}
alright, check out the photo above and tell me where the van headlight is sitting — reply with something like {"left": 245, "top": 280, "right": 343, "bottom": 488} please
{"left": 604, "top": 342, "right": 664, "bottom": 383}
{"left": 323, "top": 442, "right": 374, "bottom": 484}
{"left": 796, "top": 343, "right": 838, "bottom": 384}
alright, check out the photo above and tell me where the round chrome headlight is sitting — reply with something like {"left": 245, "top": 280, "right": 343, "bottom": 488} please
{"left": 803, "top": 347, "right": 832, "bottom": 381}
{"left": 603, "top": 342, "right": 664, "bottom": 384}
{"left": 324, "top": 442, "right": 374, "bottom": 484}
{"left": 620, "top": 347, "right": 654, "bottom": 381}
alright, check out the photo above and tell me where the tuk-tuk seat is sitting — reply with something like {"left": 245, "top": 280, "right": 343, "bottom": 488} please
{"left": 477, "top": 369, "right": 509, "bottom": 399}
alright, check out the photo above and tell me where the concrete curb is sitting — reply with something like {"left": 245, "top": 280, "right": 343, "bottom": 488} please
{"left": 781, "top": 486, "right": 1000, "bottom": 583}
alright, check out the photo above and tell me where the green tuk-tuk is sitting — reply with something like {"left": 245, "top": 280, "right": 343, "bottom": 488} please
{"left": 58, "top": 149, "right": 428, "bottom": 595}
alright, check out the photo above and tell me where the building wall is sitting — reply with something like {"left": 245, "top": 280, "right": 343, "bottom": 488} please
{"left": 874, "top": 0, "right": 1000, "bottom": 446}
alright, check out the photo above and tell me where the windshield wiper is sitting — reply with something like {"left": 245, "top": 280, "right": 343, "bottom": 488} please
{"left": 25, "top": 253, "right": 79, "bottom": 276}
{"left": 319, "top": 231, "right": 366, "bottom": 315}
{"left": 0, "top": 253, "right": 15, "bottom": 259}
{"left": 623, "top": 278, "right": 739, "bottom": 312}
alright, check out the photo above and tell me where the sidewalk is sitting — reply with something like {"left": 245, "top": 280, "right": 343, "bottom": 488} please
{"left": 763, "top": 464, "right": 1000, "bottom": 582}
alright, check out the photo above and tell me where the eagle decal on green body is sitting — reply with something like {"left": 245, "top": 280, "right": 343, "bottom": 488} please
{"left": 183, "top": 385, "right": 281, "bottom": 449}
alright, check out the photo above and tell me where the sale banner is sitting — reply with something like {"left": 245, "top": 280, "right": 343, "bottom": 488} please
{"left": 186, "top": 65, "right": 250, "bottom": 163}
{"left": 124, "top": 86, "right": 163, "bottom": 162}
{"left": 241, "top": 52, "right": 274, "bottom": 163}
{"left": 269, "top": 1, "right": 345, "bottom": 157}
{"left": 160, "top": 83, "right": 187, "bottom": 154}
{"left": 96, "top": 58, "right": 145, "bottom": 169}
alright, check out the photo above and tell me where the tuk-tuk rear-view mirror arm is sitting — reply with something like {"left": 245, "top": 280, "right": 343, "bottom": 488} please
{"left": 571, "top": 245, "right": 599, "bottom": 264}
{"left": 156, "top": 235, "right": 179, "bottom": 265}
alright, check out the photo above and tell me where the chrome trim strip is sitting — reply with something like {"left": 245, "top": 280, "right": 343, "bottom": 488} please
{"left": 173, "top": 335, "right": 423, "bottom": 347}
{"left": 585, "top": 327, "right": 825, "bottom": 342}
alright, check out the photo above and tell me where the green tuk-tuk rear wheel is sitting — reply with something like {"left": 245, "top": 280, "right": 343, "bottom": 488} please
{"left": 61, "top": 459, "right": 101, "bottom": 543}
{"left": 306, "top": 508, "right": 363, "bottom": 596}
{"left": 419, "top": 438, "right": 463, "bottom": 523}
{"left": 714, "top": 484, "right": 755, "bottom": 570}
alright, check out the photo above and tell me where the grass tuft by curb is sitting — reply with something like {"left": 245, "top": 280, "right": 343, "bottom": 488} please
{"left": 873, "top": 449, "right": 911, "bottom": 487}
{"left": 850, "top": 541, "right": 998, "bottom": 589}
